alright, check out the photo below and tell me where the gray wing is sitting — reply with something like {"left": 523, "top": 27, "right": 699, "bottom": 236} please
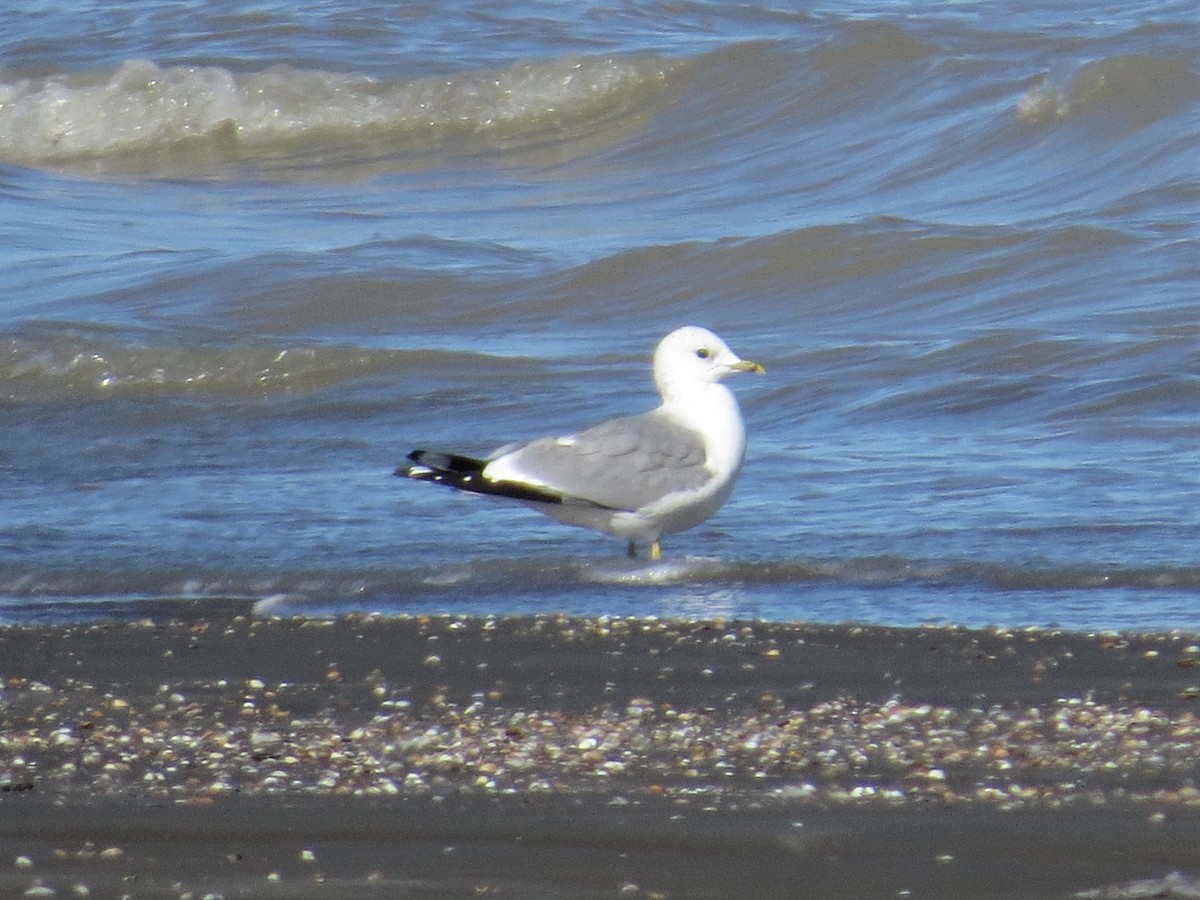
{"left": 492, "top": 409, "right": 711, "bottom": 511}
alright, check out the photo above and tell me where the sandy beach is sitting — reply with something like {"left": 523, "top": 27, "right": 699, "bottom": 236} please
{"left": 4, "top": 613, "right": 1200, "bottom": 898}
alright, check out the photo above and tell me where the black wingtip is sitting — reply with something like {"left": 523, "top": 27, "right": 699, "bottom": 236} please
{"left": 394, "top": 449, "right": 490, "bottom": 484}
{"left": 394, "top": 449, "right": 427, "bottom": 477}
{"left": 393, "top": 448, "right": 565, "bottom": 505}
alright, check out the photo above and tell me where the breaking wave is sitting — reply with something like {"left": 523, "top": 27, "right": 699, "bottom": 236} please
{"left": 1015, "top": 55, "right": 1197, "bottom": 128}
{"left": 0, "top": 331, "right": 503, "bottom": 399}
{"left": 0, "top": 556, "right": 1196, "bottom": 627}
{"left": 0, "top": 55, "right": 676, "bottom": 174}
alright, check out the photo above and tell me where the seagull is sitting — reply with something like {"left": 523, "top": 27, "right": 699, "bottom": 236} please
{"left": 395, "top": 326, "right": 764, "bottom": 560}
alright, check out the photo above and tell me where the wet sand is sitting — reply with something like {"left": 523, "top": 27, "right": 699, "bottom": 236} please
{"left": 3, "top": 613, "right": 1200, "bottom": 898}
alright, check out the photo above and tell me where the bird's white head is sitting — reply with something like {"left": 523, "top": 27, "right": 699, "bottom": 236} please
{"left": 652, "top": 326, "right": 765, "bottom": 401}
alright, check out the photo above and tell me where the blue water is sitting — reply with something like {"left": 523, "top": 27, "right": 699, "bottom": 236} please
{"left": 1, "top": 1, "right": 1198, "bottom": 630}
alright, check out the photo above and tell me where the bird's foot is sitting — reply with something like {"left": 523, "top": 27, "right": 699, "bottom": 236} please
{"left": 627, "top": 541, "right": 662, "bottom": 561}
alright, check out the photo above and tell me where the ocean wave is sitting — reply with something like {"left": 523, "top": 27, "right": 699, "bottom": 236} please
{"left": 1016, "top": 54, "right": 1197, "bottom": 128}
{"left": 0, "top": 54, "right": 676, "bottom": 173}
{"left": 809, "top": 20, "right": 934, "bottom": 82}
{"left": 2, "top": 555, "right": 1197, "bottom": 608}
{"left": 0, "top": 331, "right": 505, "bottom": 399}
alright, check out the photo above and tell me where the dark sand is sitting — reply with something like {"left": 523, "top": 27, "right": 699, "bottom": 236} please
{"left": 3, "top": 613, "right": 1200, "bottom": 898}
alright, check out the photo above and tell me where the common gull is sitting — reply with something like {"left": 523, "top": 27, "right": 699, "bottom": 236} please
{"left": 395, "top": 326, "right": 764, "bottom": 559}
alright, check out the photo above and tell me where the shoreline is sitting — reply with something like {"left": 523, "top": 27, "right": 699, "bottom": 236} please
{"left": 4, "top": 614, "right": 1200, "bottom": 898}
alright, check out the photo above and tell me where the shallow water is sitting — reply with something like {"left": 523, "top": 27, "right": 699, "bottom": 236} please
{"left": 1, "top": 1, "right": 1198, "bottom": 629}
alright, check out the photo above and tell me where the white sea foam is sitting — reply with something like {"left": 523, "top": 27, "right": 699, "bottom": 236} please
{"left": 580, "top": 557, "right": 729, "bottom": 585}
{"left": 0, "top": 55, "right": 673, "bottom": 167}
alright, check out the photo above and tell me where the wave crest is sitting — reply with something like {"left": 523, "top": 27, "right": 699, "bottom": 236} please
{"left": 0, "top": 55, "right": 675, "bottom": 173}
{"left": 1016, "top": 55, "right": 1196, "bottom": 128}
{"left": 0, "top": 332, "right": 479, "bottom": 399}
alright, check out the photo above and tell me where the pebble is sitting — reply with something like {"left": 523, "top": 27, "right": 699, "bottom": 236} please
{"left": 0, "top": 615, "right": 1198, "bottom": 816}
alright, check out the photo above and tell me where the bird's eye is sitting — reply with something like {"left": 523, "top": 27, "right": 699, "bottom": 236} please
{"left": 695, "top": 348, "right": 711, "bottom": 359}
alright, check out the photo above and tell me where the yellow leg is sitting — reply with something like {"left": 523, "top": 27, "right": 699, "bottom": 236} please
{"left": 650, "top": 541, "right": 662, "bottom": 561}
